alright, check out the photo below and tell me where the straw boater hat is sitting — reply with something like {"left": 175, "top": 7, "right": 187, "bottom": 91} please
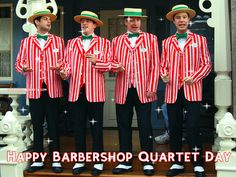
{"left": 118, "top": 8, "right": 147, "bottom": 18}
{"left": 74, "top": 11, "right": 103, "bottom": 27}
{"left": 28, "top": 9, "right": 57, "bottom": 23}
{"left": 166, "top": 4, "right": 196, "bottom": 21}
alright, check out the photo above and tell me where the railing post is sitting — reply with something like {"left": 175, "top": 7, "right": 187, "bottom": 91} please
{"left": 215, "top": 113, "right": 236, "bottom": 177}
{"left": 0, "top": 112, "right": 27, "bottom": 177}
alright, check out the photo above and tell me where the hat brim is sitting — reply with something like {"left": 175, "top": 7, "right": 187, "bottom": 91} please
{"left": 28, "top": 13, "right": 57, "bottom": 23}
{"left": 117, "top": 15, "right": 147, "bottom": 18}
{"left": 74, "top": 15, "right": 103, "bottom": 27}
{"left": 166, "top": 9, "right": 196, "bottom": 21}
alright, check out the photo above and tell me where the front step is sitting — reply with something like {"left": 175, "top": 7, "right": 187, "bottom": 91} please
{"left": 24, "top": 169, "right": 216, "bottom": 177}
{"left": 24, "top": 156, "right": 216, "bottom": 177}
{"left": 24, "top": 131, "right": 216, "bottom": 177}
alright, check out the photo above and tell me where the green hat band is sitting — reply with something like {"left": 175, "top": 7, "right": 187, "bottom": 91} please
{"left": 34, "top": 10, "right": 51, "bottom": 15}
{"left": 172, "top": 4, "right": 190, "bottom": 11}
{"left": 124, "top": 11, "right": 143, "bottom": 16}
{"left": 81, "top": 13, "right": 98, "bottom": 19}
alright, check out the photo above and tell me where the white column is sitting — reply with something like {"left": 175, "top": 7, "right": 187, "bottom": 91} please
{"left": 199, "top": 0, "right": 232, "bottom": 151}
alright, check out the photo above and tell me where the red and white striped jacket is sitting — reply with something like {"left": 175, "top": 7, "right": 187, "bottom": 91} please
{"left": 65, "top": 35, "right": 111, "bottom": 102}
{"left": 111, "top": 32, "right": 160, "bottom": 104}
{"left": 161, "top": 32, "right": 212, "bottom": 103}
{"left": 15, "top": 34, "right": 65, "bottom": 99}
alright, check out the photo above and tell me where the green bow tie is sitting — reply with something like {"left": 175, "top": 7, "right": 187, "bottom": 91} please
{"left": 82, "top": 35, "right": 93, "bottom": 40}
{"left": 128, "top": 33, "right": 140, "bottom": 38}
{"left": 37, "top": 34, "right": 48, "bottom": 41}
{"left": 176, "top": 33, "right": 188, "bottom": 40}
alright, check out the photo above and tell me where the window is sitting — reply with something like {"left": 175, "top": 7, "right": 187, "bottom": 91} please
{"left": 0, "top": 4, "right": 13, "bottom": 81}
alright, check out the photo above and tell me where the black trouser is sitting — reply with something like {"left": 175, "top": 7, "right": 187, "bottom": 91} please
{"left": 116, "top": 87, "right": 153, "bottom": 165}
{"left": 29, "top": 85, "right": 60, "bottom": 161}
{"left": 70, "top": 87, "right": 104, "bottom": 162}
{"left": 167, "top": 88, "right": 203, "bottom": 167}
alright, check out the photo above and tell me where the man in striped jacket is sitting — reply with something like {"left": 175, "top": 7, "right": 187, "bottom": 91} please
{"left": 15, "top": 9, "right": 65, "bottom": 173}
{"left": 161, "top": 5, "right": 212, "bottom": 177}
{"left": 111, "top": 8, "right": 160, "bottom": 176}
{"left": 64, "top": 11, "right": 111, "bottom": 176}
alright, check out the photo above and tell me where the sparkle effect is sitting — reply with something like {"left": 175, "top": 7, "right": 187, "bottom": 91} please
{"left": 154, "top": 106, "right": 162, "bottom": 114}
{"left": 202, "top": 103, "right": 211, "bottom": 110}
{"left": 192, "top": 146, "right": 201, "bottom": 152}
{"left": 183, "top": 109, "right": 188, "bottom": 114}
{"left": 45, "top": 138, "right": 53, "bottom": 144}
{"left": 19, "top": 107, "right": 27, "bottom": 114}
{"left": 89, "top": 118, "right": 97, "bottom": 126}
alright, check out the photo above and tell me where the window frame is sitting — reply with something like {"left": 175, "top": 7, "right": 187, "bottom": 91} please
{"left": 0, "top": 3, "right": 13, "bottom": 81}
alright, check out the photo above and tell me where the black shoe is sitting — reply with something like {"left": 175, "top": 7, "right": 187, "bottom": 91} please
{"left": 26, "top": 166, "right": 44, "bottom": 173}
{"left": 52, "top": 166, "right": 63, "bottom": 173}
{"left": 166, "top": 169, "right": 184, "bottom": 176}
{"left": 91, "top": 168, "right": 102, "bottom": 176}
{"left": 72, "top": 166, "right": 86, "bottom": 175}
{"left": 112, "top": 167, "right": 133, "bottom": 174}
{"left": 143, "top": 169, "right": 154, "bottom": 176}
{"left": 195, "top": 171, "right": 206, "bottom": 177}
{"left": 143, "top": 164, "right": 154, "bottom": 176}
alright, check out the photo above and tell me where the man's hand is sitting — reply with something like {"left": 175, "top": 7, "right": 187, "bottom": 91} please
{"left": 59, "top": 70, "right": 67, "bottom": 80}
{"left": 146, "top": 91, "right": 156, "bottom": 98}
{"left": 50, "top": 63, "right": 61, "bottom": 74}
{"left": 85, "top": 53, "right": 96, "bottom": 64}
{"left": 23, "top": 65, "right": 33, "bottom": 72}
{"left": 183, "top": 76, "right": 194, "bottom": 85}
{"left": 117, "top": 64, "right": 125, "bottom": 72}
{"left": 161, "top": 73, "right": 169, "bottom": 83}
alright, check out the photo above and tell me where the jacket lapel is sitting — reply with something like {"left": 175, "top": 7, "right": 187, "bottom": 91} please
{"left": 76, "top": 37, "right": 84, "bottom": 54}
{"left": 124, "top": 34, "right": 133, "bottom": 50}
{"left": 87, "top": 35, "right": 98, "bottom": 53}
{"left": 171, "top": 35, "right": 182, "bottom": 53}
{"left": 32, "top": 35, "right": 41, "bottom": 49}
{"left": 134, "top": 32, "right": 144, "bottom": 50}
{"left": 183, "top": 32, "right": 193, "bottom": 50}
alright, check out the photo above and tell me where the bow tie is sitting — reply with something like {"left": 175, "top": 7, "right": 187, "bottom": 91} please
{"left": 82, "top": 35, "right": 93, "bottom": 40}
{"left": 176, "top": 33, "right": 188, "bottom": 40}
{"left": 128, "top": 33, "right": 140, "bottom": 38}
{"left": 37, "top": 34, "right": 48, "bottom": 41}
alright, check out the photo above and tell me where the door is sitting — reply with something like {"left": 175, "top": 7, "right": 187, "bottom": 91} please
{"left": 100, "top": 10, "right": 147, "bottom": 127}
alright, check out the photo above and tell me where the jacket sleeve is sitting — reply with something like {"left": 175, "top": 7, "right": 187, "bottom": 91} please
{"left": 15, "top": 39, "right": 27, "bottom": 73}
{"left": 160, "top": 39, "right": 169, "bottom": 76}
{"left": 146, "top": 35, "right": 160, "bottom": 93}
{"left": 57, "top": 37, "right": 65, "bottom": 70}
{"left": 63, "top": 40, "right": 72, "bottom": 79}
{"left": 110, "top": 38, "right": 124, "bottom": 73}
{"left": 191, "top": 37, "right": 212, "bottom": 83}
{"left": 93, "top": 39, "right": 112, "bottom": 72}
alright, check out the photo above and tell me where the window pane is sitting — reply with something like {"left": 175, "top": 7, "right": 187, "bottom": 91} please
{"left": 0, "top": 7, "right": 11, "bottom": 18}
{"left": 0, "top": 51, "right": 11, "bottom": 77}
{"left": 0, "top": 6, "right": 12, "bottom": 79}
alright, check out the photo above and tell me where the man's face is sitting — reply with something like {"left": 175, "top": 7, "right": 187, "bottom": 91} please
{"left": 124, "top": 17, "right": 141, "bottom": 33}
{"left": 80, "top": 18, "right": 96, "bottom": 35}
{"left": 35, "top": 16, "right": 52, "bottom": 32}
{"left": 173, "top": 12, "right": 190, "bottom": 33}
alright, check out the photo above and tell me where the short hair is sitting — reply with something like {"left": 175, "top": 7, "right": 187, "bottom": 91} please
{"left": 33, "top": 16, "right": 43, "bottom": 27}
{"left": 173, "top": 12, "right": 190, "bottom": 21}
{"left": 80, "top": 18, "right": 96, "bottom": 25}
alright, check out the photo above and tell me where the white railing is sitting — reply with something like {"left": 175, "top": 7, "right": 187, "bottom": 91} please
{"left": 199, "top": 0, "right": 236, "bottom": 177}
{"left": 0, "top": 88, "right": 32, "bottom": 177}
